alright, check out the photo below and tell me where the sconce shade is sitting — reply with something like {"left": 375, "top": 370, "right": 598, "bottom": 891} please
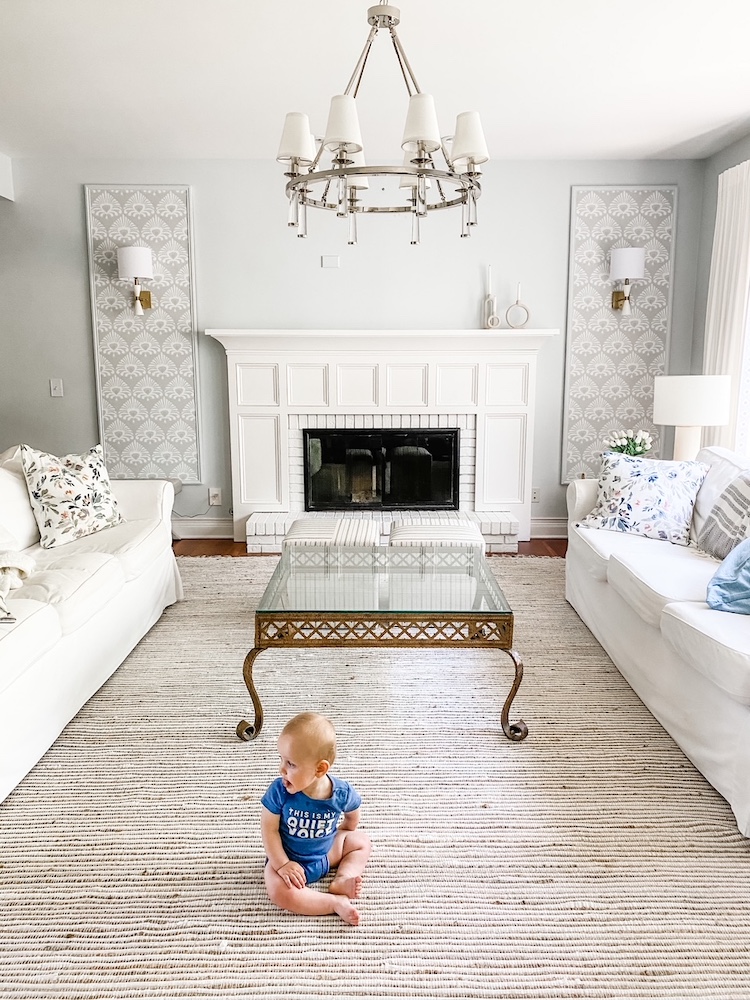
{"left": 277, "top": 112, "right": 316, "bottom": 163}
{"left": 117, "top": 246, "right": 153, "bottom": 280}
{"left": 609, "top": 246, "right": 646, "bottom": 281}
{"left": 653, "top": 375, "right": 731, "bottom": 427}
{"left": 323, "top": 95, "right": 363, "bottom": 152}
{"left": 401, "top": 93, "right": 442, "bottom": 153}
{"left": 450, "top": 111, "right": 489, "bottom": 165}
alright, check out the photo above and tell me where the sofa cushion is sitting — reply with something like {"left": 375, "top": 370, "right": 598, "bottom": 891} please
{"left": 0, "top": 599, "right": 62, "bottom": 695}
{"left": 11, "top": 552, "right": 125, "bottom": 633}
{"left": 0, "top": 446, "right": 41, "bottom": 550}
{"left": 691, "top": 446, "right": 750, "bottom": 542}
{"left": 661, "top": 602, "right": 750, "bottom": 706}
{"left": 20, "top": 444, "right": 122, "bottom": 549}
{"left": 606, "top": 547, "right": 718, "bottom": 628}
{"left": 697, "top": 473, "right": 750, "bottom": 560}
{"left": 50, "top": 518, "right": 172, "bottom": 582}
{"left": 580, "top": 452, "right": 709, "bottom": 546}
{"left": 568, "top": 521, "right": 675, "bottom": 584}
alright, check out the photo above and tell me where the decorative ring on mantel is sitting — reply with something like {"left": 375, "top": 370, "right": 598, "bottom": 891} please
{"left": 505, "top": 300, "right": 531, "bottom": 329}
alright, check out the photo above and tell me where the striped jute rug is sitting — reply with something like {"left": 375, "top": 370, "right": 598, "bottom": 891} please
{"left": 1, "top": 555, "right": 749, "bottom": 1000}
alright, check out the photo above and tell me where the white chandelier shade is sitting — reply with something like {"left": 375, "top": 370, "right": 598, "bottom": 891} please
{"left": 277, "top": 112, "right": 316, "bottom": 164}
{"left": 323, "top": 95, "right": 363, "bottom": 153}
{"left": 451, "top": 112, "right": 490, "bottom": 165}
{"left": 279, "top": 0, "right": 489, "bottom": 243}
{"left": 401, "top": 93, "right": 442, "bottom": 153}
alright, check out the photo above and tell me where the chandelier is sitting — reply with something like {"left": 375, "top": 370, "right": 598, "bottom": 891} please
{"left": 276, "top": 1, "right": 489, "bottom": 245}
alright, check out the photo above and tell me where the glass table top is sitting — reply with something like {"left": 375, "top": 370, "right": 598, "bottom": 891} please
{"left": 257, "top": 545, "right": 512, "bottom": 615}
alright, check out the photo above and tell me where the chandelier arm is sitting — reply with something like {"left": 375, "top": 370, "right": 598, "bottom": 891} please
{"left": 389, "top": 26, "right": 421, "bottom": 95}
{"left": 344, "top": 26, "right": 378, "bottom": 96}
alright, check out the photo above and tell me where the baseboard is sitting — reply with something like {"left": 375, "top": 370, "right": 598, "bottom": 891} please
{"left": 171, "top": 516, "right": 234, "bottom": 539}
{"left": 530, "top": 517, "right": 568, "bottom": 539}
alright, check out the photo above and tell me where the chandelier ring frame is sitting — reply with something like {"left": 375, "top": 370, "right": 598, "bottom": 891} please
{"left": 286, "top": 165, "right": 481, "bottom": 214}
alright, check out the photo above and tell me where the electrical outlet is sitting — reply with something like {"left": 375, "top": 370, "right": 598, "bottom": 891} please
{"left": 208, "top": 488, "right": 222, "bottom": 506}
{"left": 531, "top": 487, "right": 540, "bottom": 503}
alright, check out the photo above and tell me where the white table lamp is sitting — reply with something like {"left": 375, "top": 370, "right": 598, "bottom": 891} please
{"left": 652, "top": 375, "right": 731, "bottom": 461}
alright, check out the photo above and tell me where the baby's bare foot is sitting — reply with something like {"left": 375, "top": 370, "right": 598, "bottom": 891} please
{"left": 331, "top": 893, "right": 360, "bottom": 925}
{"left": 330, "top": 874, "right": 363, "bottom": 899}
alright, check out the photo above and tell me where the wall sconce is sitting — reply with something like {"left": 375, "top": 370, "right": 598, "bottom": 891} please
{"left": 653, "top": 374, "right": 731, "bottom": 461}
{"left": 609, "top": 247, "right": 645, "bottom": 316}
{"left": 117, "top": 246, "right": 153, "bottom": 316}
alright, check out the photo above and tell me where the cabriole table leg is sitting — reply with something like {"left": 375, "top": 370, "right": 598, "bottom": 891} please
{"left": 501, "top": 648, "right": 528, "bottom": 742}
{"left": 236, "top": 646, "right": 266, "bottom": 741}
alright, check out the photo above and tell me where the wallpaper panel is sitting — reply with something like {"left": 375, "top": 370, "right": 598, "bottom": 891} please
{"left": 84, "top": 185, "right": 201, "bottom": 483}
{"left": 561, "top": 185, "right": 677, "bottom": 482}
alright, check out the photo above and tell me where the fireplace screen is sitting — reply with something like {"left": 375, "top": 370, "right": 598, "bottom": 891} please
{"left": 303, "top": 429, "right": 460, "bottom": 511}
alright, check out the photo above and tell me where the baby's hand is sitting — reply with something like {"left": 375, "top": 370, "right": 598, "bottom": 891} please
{"left": 277, "top": 860, "right": 306, "bottom": 889}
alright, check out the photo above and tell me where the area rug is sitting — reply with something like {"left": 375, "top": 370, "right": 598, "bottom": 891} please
{"left": 1, "top": 555, "right": 749, "bottom": 1000}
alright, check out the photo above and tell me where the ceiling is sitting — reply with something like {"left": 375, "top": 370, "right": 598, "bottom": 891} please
{"left": 2, "top": 0, "right": 750, "bottom": 164}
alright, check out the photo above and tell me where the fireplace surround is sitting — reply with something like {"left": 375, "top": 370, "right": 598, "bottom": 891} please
{"left": 206, "top": 329, "right": 559, "bottom": 545}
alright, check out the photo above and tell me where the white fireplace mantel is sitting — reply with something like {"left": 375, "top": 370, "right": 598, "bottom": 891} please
{"left": 207, "top": 329, "right": 558, "bottom": 542}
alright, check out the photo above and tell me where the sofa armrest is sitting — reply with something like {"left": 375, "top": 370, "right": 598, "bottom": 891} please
{"left": 566, "top": 478, "right": 599, "bottom": 524}
{"left": 111, "top": 480, "right": 175, "bottom": 524}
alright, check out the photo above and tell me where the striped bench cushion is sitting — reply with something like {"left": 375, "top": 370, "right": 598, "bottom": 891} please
{"left": 388, "top": 522, "right": 485, "bottom": 552}
{"left": 283, "top": 518, "right": 380, "bottom": 547}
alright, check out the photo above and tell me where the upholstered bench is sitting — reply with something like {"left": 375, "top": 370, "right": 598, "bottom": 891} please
{"left": 388, "top": 521, "right": 485, "bottom": 552}
{"left": 282, "top": 518, "right": 381, "bottom": 547}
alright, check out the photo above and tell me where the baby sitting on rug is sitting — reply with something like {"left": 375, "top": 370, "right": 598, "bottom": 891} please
{"left": 260, "top": 712, "right": 371, "bottom": 925}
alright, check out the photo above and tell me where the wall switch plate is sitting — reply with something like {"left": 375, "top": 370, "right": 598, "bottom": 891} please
{"left": 321, "top": 255, "right": 340, "bottom": 268}
{"left": 531, "top": 487, "right": 540, "bottom": 503}
{"left": 49, "top": 378, "right": 64, "bottom": 397}
{"left": 208, "top": 488, "right": 222, "bottom": 506}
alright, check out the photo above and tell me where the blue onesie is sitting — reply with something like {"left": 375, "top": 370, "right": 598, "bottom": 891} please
{"left": 261, "top": 775, "right": 362, "bottom": 884}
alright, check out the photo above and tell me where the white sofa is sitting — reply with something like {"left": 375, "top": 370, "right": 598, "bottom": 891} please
{"left": 566, "top": 445, "right": 750, "bottom": 838}
{"left": 0, "top": 446, "right": 183, "bottom": 803}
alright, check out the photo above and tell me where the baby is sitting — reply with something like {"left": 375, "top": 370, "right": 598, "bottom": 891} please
{"left": 260, "top": 712, "right": 372, "bottom": 925}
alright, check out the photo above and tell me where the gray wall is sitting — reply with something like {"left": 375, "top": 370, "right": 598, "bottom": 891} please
{"left": 0, "top": 156, "right": 708, "bottom": 527}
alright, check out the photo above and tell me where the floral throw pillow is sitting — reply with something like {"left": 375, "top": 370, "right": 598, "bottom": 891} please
{"left": 579, "top": 452, "right": 709, "bottom": 546}
{"left": 20, "top": 444, "right": 122, "bottom": 549}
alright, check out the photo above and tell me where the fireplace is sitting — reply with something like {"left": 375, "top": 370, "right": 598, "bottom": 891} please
{"left": 303, "top": 429, "right": 460, "bottom": 511}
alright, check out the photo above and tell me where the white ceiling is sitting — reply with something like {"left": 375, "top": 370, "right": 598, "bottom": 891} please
{"left": 2, "top": 0, "right": 750, "bottom": 163}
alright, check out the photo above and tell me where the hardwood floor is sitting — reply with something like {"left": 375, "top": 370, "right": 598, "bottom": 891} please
{"left": 173, "top": 537, "right": 568, "bottom": 557}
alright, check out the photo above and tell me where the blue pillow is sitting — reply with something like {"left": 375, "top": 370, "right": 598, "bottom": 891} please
{"left": 706, "top": 538, "right": 750, "bottom": 614}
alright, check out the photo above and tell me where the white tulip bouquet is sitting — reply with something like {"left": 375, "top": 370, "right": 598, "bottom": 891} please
{"left": 602, "top": 428, "right": 653, "bottom": 457}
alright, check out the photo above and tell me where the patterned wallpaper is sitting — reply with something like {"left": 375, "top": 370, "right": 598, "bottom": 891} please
{"left": 561, "top": 185, "right": 677, "bottom": 482}
{"left": 84, "top": 185, "right": 201, "bottom": 483}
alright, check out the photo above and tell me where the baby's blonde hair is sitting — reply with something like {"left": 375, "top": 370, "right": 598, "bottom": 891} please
{"left": 281, "top": 712, "right": 337, "bottom": 765}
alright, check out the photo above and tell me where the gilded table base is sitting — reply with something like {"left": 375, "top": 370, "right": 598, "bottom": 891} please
{"left": 236, "top": 612, "right": 527, "bottom": 744}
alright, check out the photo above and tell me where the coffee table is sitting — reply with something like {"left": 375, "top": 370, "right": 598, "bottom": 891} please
{"left": 236, "top": 544, "right": 527, "bottom": 743}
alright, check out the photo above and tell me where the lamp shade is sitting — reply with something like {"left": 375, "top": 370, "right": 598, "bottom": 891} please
{"left": 450, "top": 111, "right": 489, "bottom": 165}
{"left": 653, "top": 375, "right": 731, "bottom": 426}
{"left": 401, "top": 93, "right": 442, "bottom": 153}
{"left": 116, "top": 246, "right": 153, "bottom": 280}
{"left": 347, "top": 149, "right": 370, "bottom": 190}
{"left": 277, "top": 112, "right": 316, "bottom": 163}
{"left": 609, "top": 247, "right": 646, "bottom": 281}
{"left": 323, "top": 95, "right": 363, "bottom": 153}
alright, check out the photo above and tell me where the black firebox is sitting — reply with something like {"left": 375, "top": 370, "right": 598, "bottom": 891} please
{"left": 303, "top": 428, "right": 460, "bottom": 511}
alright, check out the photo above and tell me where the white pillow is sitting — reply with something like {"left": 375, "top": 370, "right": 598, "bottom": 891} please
{"left": 580, "top": 451, "right": 709, "bottom": 546}
{"left": 0, "top": 446, "right": 41, "bottom": 549}
{"left": 20, "top": 444, "right": 123, "bottom": 549}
